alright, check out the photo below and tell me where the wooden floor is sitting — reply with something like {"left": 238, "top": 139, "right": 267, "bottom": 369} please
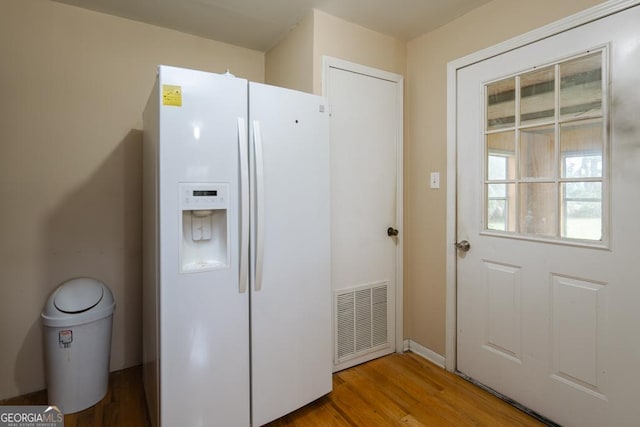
{"left": 1, "top": 365, "right": 150, "bottom": 427}
{"left": 2, "top": 352, "right": 545, "bottom": 426}
{"left": 267, "top": 353, "right": 545, "bottom": 427}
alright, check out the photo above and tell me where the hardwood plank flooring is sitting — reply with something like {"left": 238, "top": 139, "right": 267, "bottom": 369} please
{"left": 267, "top": 353, "right": 545, "bottom": 427}
{"left": 1, "top": 365, "right": 150, "bottom": 427}
{"left": 1, "top": 353, "right": 545, "bottom": 426}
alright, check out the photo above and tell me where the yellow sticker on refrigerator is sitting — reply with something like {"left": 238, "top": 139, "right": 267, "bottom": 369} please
{"left": 162, "top": 84, "right": 182, "bottom": 107}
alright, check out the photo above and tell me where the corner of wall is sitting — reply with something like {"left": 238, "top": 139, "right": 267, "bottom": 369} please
{"left": 312, "top": 9, "right": 407, "bottom": 95}
{"left": 264, "top": 10, "right": 314, "bottom": 93}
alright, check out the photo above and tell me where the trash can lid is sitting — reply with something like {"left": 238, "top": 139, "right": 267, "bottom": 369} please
{"left": 54, "top": 277, "right": 104, "bottom": 313}
{"left": 42, "top": 277, "right": 115, "bottom": 327}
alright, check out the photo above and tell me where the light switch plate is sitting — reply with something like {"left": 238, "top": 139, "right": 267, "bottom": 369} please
{"left": 430, "top": 172, "right": 440, "bottom": 189}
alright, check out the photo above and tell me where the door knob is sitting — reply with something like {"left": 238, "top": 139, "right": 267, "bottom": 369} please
{"left": 455, "top": 240, "right": 470, "bottom": 252}
{"left": 387, "top": 227, "right": 399, "bottom": 237}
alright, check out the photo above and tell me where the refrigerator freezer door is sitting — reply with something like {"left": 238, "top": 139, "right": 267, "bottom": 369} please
{"left": 249, "top": 82, "right": 332, "bottom": 426}
{"left": 156, "top": 66, "right": 250, "bottom": 427}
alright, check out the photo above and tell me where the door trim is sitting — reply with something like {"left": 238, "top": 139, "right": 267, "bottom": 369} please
{"left": 322, "top": 56, "right": 405, "bottom": 356}
{"left": 445, "top": 0, "right": 640, "bottom": 372}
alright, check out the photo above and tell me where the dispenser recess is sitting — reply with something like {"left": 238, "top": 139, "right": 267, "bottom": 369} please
{"left": 179, "top": 183, "right": 230, "bottom": 272}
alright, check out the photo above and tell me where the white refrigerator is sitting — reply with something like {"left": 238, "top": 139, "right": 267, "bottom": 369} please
{"left": 142, "top": 65, "right": 332, "bottom": 427}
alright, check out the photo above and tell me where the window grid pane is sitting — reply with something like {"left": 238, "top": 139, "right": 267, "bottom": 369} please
{"left": 562, "top": 182, "right": 602, "bottom": 240}
{"left": 486, "top": 183, "right": 516, "bottom": 232}
{"left": 560, "top": 53, "right": 602, "bottom": 120}
{"left": 560, "top": 119, "right": 603, "bottom": 179}
{"left": 520, "top": 66, "right": 555, "bottom": 126}
{"left": 519, "top": 125, "right": 555, "bottom": 179}
{"left": 484, "top": 50, "right": 606, "bottom": 243}
{"left": 487, "top": 78, "right": 516, "bottom": 131}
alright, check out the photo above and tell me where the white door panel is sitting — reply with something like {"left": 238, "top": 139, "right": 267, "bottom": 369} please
{"left": 326, "top": 62, "right": 403, "bottom": 370}
{"left": 249, "top": 82, "right": 332, "bottom": 426}
{"left": 329, "top": 69, "right": 397, "bottom": 289}
{"left": 456, "top": 6, "right": 640, "bottom": 426}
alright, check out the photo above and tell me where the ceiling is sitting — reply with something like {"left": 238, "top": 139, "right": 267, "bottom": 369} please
{"left": 51, "top": 0, "right": 491, "bottom": 52}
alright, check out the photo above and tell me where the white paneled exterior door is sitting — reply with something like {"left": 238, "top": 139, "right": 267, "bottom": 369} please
{"left": 456, "top": 5, "right": 640, "bottom": 426}
{"left": 324, "top": 58, "right": 403, "bottom": 371}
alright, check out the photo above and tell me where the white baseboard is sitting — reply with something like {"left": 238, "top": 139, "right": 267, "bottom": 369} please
{"left": 404, "top": 339, "right": 446, "bottom": 369}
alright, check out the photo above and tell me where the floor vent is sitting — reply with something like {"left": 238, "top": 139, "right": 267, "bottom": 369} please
{"left": 335, "top": 282, "right": 389, "bottom": 363}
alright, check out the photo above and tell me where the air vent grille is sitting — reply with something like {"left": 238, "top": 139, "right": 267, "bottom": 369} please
{"left": 335, "top": 282, "right": 389, "bottom": 363}
{"left": 336, "top": 292, "right": 355, "bottom": 359}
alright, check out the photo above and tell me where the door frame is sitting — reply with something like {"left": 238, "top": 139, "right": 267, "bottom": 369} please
{"left": 322, "top": 56, "right": 405, "bottom": 356}
{"left": 445, "top": 0, "right": 639, "bottom": 372}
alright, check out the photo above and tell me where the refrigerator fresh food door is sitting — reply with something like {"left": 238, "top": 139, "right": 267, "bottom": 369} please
{"left": 156, "top": 66, "right": 250, "bottom": 427}
{"left": 249, "top": 82, "right": 332, "bottom": 426}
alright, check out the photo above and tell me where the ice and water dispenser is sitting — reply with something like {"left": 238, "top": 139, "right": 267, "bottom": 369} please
{"left": 180, "top": 183, "right": 229, "bottom": 272}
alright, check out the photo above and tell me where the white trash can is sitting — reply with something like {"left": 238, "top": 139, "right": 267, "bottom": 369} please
{"left": 41, "top": 277, "right": 115, "bottom": 414}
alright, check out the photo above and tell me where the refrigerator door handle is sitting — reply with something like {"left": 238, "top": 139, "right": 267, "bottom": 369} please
{"left": 238, "top": 118, "right": 249, "bottom": 294}
{"left": 253, "top": 120, "right": 265, "bottom": 292}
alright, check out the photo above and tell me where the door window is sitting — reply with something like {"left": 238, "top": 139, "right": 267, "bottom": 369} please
{"left": 484, "top": 51, "right": 606, "bottom": 243}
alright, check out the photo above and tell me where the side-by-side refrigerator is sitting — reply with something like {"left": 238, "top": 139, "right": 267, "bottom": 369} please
{"left": 142, "top": 65, "right": 332, "bottom": 426}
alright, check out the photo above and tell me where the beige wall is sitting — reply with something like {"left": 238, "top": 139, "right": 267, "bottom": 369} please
{"left": 0, "top": 0, "right": 263, "bottom": 400}
{"left": 265, "top": 12, "right": 314, "bottom": 93}
{"left": 312, "top": 10, "right": 406, "bottom": 95}
{"left": 405, "top": 0, "right": 605, "bottom": 356}
{"left": 266, "top": 9, "right": 406, "bottom": 95}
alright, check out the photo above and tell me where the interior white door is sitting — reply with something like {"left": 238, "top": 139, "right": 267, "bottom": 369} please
{"left": 248, "top": 82, "right": 332, "bottom": 427}
{"left": 456, "top": 6, "right": 640, "bottom": 426}
{"left": 325, "top": 60, "right": 403, "bottom": 371}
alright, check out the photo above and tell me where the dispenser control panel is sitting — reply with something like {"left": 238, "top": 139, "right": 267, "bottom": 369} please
{"left": 180, "top": 183, "right": 229, "bottom": 210}
{"left": 179, "top": 182, "right": 230, "bottom": 273}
